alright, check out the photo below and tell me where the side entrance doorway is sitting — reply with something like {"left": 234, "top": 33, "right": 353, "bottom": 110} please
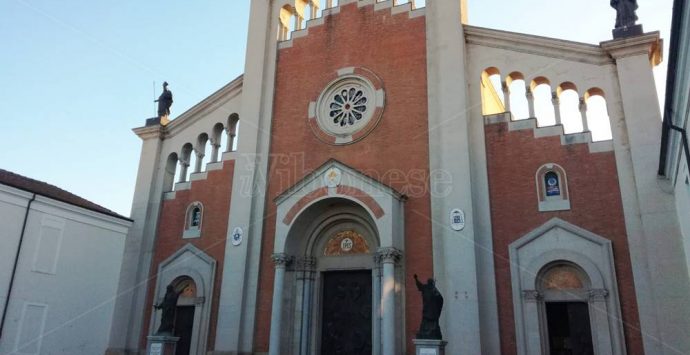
{"left": 174, "top": 306, "right": 195, "bottom": 355}
{"left": 321, "top": 270, "right": 373, "bottom": 355}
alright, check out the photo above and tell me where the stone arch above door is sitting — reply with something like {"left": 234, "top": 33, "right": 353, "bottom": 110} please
{"left": 151, "top": 244, "right": 216, "bottom": 355}
{"left": 274, "top": 159, "right": 406, "bottom": 253}
{"left": 509, "top": 218, "right": 626, "bottom": 355}
{"left": 269, "top": 160, "right": 407, "bottom": 355}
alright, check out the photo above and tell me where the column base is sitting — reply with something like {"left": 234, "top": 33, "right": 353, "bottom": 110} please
{"left": 413, "top": 338, "right": 448, "bottom": 355}
{"left": 146, "top": 335, "right": 179, "bottom": 355}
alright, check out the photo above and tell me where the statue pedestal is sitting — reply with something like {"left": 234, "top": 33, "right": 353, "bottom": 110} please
{"left": 413, "top": 339, "right": 448, "bottom": 355}
{"left": 612, "top": 24, "right": 643, "bottom": 39}
{"left": 145, "top": 115, "right": 170, "bottom": 127}
{"left": 146, "top": 335, "right": 179, "bottom": 355}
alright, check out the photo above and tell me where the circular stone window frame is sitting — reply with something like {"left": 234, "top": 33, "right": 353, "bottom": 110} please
{"left": 308, "top": 67, "right": 385, "bottom": 145}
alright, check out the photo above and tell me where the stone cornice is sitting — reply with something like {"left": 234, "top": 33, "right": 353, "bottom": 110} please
{"left": 165, "top": 75, "right": 244, "bottom": 136}
{"left": 600, "top": 32, "right": 663, "bottom": 66}
{"left": 132, "top": 125, "right": 165, "bottom": 140}
{"left": 464, "top": 25, "right": 613, "bottom": 66}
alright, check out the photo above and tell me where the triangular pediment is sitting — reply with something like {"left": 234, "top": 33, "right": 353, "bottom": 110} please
{"left": 274, "top": 159, "right": 405, "bottom": 206}
{"left": 511, "top": 218, "right": 612, "bottom": 251}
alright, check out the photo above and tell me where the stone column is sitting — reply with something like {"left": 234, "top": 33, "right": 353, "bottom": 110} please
{"left": 579, "top": 97, "right": 590, "bottom": 132}
{"left": 194, "top": 149, "right": 204, "bottom": 173}
{"left": 325, "top": 0, "right": 333, "bottom": 9}
{"left": 209, "top": 139, "right": 221, "bottom": 163}
{"left": 373, "top": 254, "right": 383, "bottom": 355}
{"left": 225, "top": 127, "right": 236, "bottom": 153}
{"left": 588, "top": 289, "right": 613, "bottom": 349}
{"left": 521, "top": 290, "right": 543, "bottom": 354}
{"left": 294, "top": 15, "right": 303, "bottom": 31}
{"left": 296, "top": 257, "right": 316, "bottom": 355}
{"left": 269, "top": 253, "right": 292, "bottom": 355}
{"left": 526, "top": 85, "right": 535, "bottom": 118}
{"left": 501, "top": 81, "right": 511, "bottom": 113}
{"left": 551, "top": 91, "right": 562, "bottom": 126}
{"left": 377, "top": 247, "right": 401, "bottom": 355}
{"left": 178, "top": 160, "right": 189, "bottom": 183}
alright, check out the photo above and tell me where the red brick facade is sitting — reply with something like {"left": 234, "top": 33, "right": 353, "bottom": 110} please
{"left": 140, "top": 161, "right": 235, "bottom": 350}
{"left": 254, "top": 3, "right": 431, "bottom": 353}
{"left": 484, "top": 122, "right": 644, "bottom": 354}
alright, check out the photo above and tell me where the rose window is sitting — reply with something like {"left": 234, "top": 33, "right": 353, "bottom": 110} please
{"left": 329, "top": 88, "right": 368, "bottom": 127}
{"left": 311, "top": 71, "right": 384, "bottom": 145}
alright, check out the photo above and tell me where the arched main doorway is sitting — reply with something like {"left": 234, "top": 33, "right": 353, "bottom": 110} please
{"left": 269, "top": 161, "right": 406, "bottom": 355}
{"left": 287, "top": 198, "right": 381, "bottom": 355}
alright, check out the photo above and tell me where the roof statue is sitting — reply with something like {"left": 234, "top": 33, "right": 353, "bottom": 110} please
{"left": 155, "top": 81, "right": 173, "bottom": 118}
{"left": 611, "top": 0, "right": 643, "bottom": 38}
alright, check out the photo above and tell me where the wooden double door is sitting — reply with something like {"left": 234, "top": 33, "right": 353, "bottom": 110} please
{"left": 321, "top": 270, "right": 373, "bottom": 355}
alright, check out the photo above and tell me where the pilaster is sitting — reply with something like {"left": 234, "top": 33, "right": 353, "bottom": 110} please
{"left": 424, "top": 0, "right": 483, "bottom": 353}
{"left": 213, "top": 0, "right": 281, "bottom": 352}
{"left": 602, "top": 32, "right": 690, "bottom": 354}
{"left": 107, "top": 125, "right": 166, "bottom": 353}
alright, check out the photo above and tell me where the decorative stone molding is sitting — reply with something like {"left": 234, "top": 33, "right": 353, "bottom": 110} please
{"left": 308, "top": 67, "right": 385, "bottom": 145}
{"left": 376, "top": 247, "right": 402, "bottom": 264}
{"left": 271, "top": 253, "right": 293, "bottom": 268}
{"left": 588, "top": 288, "right": 609, "bottom": 301}
{"left": 600, "top": 32, "right": 662, "bottom": 65}
{"left": 522, "top": 290, "right": 543, "bottom": 301}
{"left": 324, "top": 230, "right": 370, "bottom": 256}
{"left": 294, "top": 256, "right": 317, "bottom": 271}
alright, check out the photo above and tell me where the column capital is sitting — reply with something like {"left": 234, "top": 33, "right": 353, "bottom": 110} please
{"left": 522, "top": 290, "right": 543, "bottom": 302}
{"left": 588, "top": 288, "right": 609, "bottom": 301}
{"left": 271, "top": 253, "right": 293, "bottom": 268}
{"left": 294, "top": 256, "right": 317, "bottom": 271}
{"left": 376, "top": 247, "right": 402, "bottom": 264}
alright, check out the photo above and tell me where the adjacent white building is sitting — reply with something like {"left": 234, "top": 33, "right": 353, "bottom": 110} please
{"left": 0, "top": 169, "right": 131, "bottom": 355}
{"left": 660, "top": 0, "right": 690, "bottom": 284}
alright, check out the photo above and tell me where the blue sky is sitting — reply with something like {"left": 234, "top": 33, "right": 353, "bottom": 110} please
{"left": 0, "top": 0, "right": 673, "bottom": 216}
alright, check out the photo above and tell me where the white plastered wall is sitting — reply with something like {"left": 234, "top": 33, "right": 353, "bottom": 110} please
{"left": 0, "top": 185, "right": 130, "bottom": 355}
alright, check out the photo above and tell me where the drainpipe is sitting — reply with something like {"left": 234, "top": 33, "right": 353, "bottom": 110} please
{"left": 0, "top": 193, "right": 36, "bottom": 339}
{"left": 666, "top": 122, "right": 690, "bottom": 179}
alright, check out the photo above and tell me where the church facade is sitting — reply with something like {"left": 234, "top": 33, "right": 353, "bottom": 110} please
{"left": 107, "top": 1, "right": 690, "bottom": 354}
